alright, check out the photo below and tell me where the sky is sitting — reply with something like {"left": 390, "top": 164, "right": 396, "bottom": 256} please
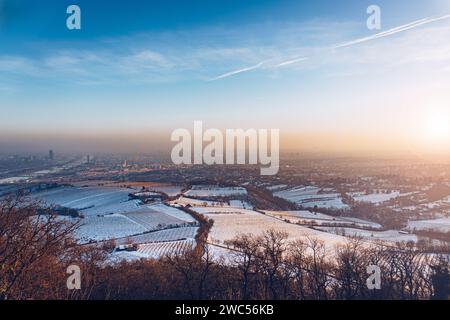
{"left": 1, "top": 0, "right": 450, "bottom": 156}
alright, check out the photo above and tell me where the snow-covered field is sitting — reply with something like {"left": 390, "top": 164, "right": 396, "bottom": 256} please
{"left": 171, "top": 195, "right": 253, "bottom": 210}
{"left": 339, "top": 217, "right": 382, "bottom": 229}
{"left": 147, "top": 203, "right": 196, "bottom": 222}
{"left": 76, "top": 214, "right": 147, "bottom": 242}
{"left": 263, "top": 210, "right": 382, "bottom": 229}
{"left": 28, "top": 185, "right": 430, "bottom": 263}
{"left": 109, "top": 239, "right": 196, "bottom": 262}
{"left": 265, "top": 210, "right": 338, "bottom": 221}
{"left": 115, "top": 227, "right": 199, "bottom": 245}
{"left": 170, "top": 196, "right": 224, "bottom": 207}
{"left": 350, "top": 191, "right": 401, "bottom": 204}
{"left": 274, "top": 186, "right": 349, "bottom": 210}
{"left": 229, "top": 200, "right": 253, "bottom": 209}
{"left": 0, "top": 176, "right": 29, "bottom": 184}
{"left": 193, "top": 206, "right": 253, "bottom": 215}
{"left": 189, "top": 204, "right": 414, "bottom": 262}
{"left": 266, "top": 184, "right": 288, "bottom": 191}
{"left": 33, "top": 187, "right": 199, "bottom": 251}
{"left": 194, "top": 206, "right": 348, "bottom": 253}
{"left": 109, "top": 226, "right": 198, "bottom": 262}
{"left": 184, "top": 186, "right": 247, "bottom": 198}
{"left": 34, "top": 186, "right": 201, "bottom": 261}
{"left": 315, "top": 226, "right": 418, "bottom": 243}
{"left": 149, "top": 185, "right": 184, "bottom": 197}
{"left": 137, "top": 239, "right": 196, "bottom": 259}
{"left": 407, "top": 218, "right": 450, "bottom": 233}
{"left": 34, "top": 186, "right": 140, "bottom": 216}
{"left": 124, "top": 209, "right": 189, "bottom": 231}
{"left": 207, "top": 244, "right": 236, "bottom": 264}
{"left": 420, "top": 196, "right": 450, "bottom": 209}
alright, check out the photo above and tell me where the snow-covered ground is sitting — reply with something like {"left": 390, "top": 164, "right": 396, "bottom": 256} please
{"left": 266, "top": 184, "right": 288, "bottom": 191}
{"left": 148, "top": 203, "right": 196, "bottom": 222}
{"left": 184, "top": 186, "right": 247, "bottom": 198}
{"left": 350, "top": 191, "right": 401, "bottom": 204}
{"left": 443, "top": 196, "right": 450, "bottom": 204}
{"left": 266, "top": 210, "right": 338, "bottom": 220}
{"left": 207, "top": 244, "right": 236, "bottom": 264}
{"left": 194, "top": 206, "right": 348, "bottom": 253}
{"left": 193, "top": 206, "right": 252, "bottom": 215}
{"left": 263, "top": 210, "right": 382, "bottom": 229}
{"left": 274, "top": 186, "right": 349, "bottom": 210}
{"left": 107, "top": 251, "right": 150, "bottom": 263}
{"left": 33, "top": 186, "right": 139, "bottom": 216}
{"left": 229, "top": 200, "right": 253, "bottom": 209}
{"left": 70, "top": 205, "right": 197, "bottom": 243}
{"left": 124, "top": 208, "right": 190, "bottom": 231}
{"left": 170, "top": 196, "right": 253, "bottom": 210}
{"left": 76, "top": 214, "right": 147, "bottom": 242}
{"left": 137, "top": 239, "right": 196, "bottom": 259}
{"left": 315, "top": 226, "right": 418, "bottom": 243}
{"left": 339, "top": 217, "right": 382, "bottom": 229}
{"left": 0, "top": 176, "right": 30, "bottom": 184}
{"left": 170, "top": 196, "right": 224, "bottom": 207}
{"left": 115, "top": 227, "right": 199, "bottom": 245}
{"left": 34, "top": 186, "right": 201, "bottom": 261}
{"left": 149, "top": 185, "right": 184, "bottom": 197}
{"left": 407, "top": 217, "right": 450, "bottom": 233}
{"left": 108, "top": 239, "right": 196, "bottom": 263}
{"left": 33, "top": 187, "right": 198, "bottom": 246}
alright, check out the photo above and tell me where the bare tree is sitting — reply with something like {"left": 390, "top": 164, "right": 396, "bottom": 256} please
{"left": 258, "top": 229, "right": 288, "bottom": 299}
{"left": 225, "top": 233, "right": 260, "bottom": 299}
{"left": 0, "top": 194, "right": 74, "bottom": 299}
{"left": 286, "top": 239, "right": 308, "bottom": 299}
{"left": 0, "top": 193, "right": 105, "bottom": 300}
{"left": 334, "top": 238, "right": 368, "bottom": 299}
{"left": 304, "top": 237, "right": 331, "bottom": 300}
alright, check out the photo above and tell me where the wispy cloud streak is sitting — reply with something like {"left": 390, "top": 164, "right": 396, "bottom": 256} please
{"left": 209, "top": 61, "right": 267, "bottom": 81}
{"left": 276, "top": 57, "right": 309, "bottom": 67}
{"left": 211, "top": 14, "right": 450, "bottom": 80}
{"left": 333, "top": 14, "right": 450, "bottom": 49}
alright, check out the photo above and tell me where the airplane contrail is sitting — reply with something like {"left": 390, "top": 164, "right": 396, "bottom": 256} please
{"left": 209, "top": 61, "right": 266, "bottom": 81}
{"left": 333, "top": 14, "right": 450, "bottom": 49}
{"left": 276, "top": 57, "right": 309, "bottom": 67}
{"left": 210, "top": 14, "right": 450, "bottom": 81}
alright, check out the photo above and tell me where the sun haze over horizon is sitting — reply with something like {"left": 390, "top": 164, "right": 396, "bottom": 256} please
{"left": 1, "top": 0, "right": 449, "bottom": 157}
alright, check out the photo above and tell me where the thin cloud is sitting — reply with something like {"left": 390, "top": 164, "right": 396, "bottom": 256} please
{"left": 333, "top": 14, "right": 450, "bottom": 49}
{"left": 211, "top": 14, "right": 450, "bottom": 81}
{"left": 209, "top": 61, "right": 267, "bottom": 81}
{"left": 276, "top": 57, "right": 309, "bottom": 67}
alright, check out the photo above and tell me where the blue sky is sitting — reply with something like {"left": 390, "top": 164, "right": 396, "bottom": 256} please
{"left": 1, "top": 0, "right": 450, "bottom": 154}
{"left": 1, "top": 0, "right": 446, "bottom": 47}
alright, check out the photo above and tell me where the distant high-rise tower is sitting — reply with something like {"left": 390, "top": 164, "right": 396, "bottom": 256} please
{"left": 49, "top": 150, "right": 54, "bottom": 160}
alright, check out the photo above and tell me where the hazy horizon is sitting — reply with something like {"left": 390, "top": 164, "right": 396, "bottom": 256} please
{"left": 1, "top": 130, "right": 450, "bottom": 162}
